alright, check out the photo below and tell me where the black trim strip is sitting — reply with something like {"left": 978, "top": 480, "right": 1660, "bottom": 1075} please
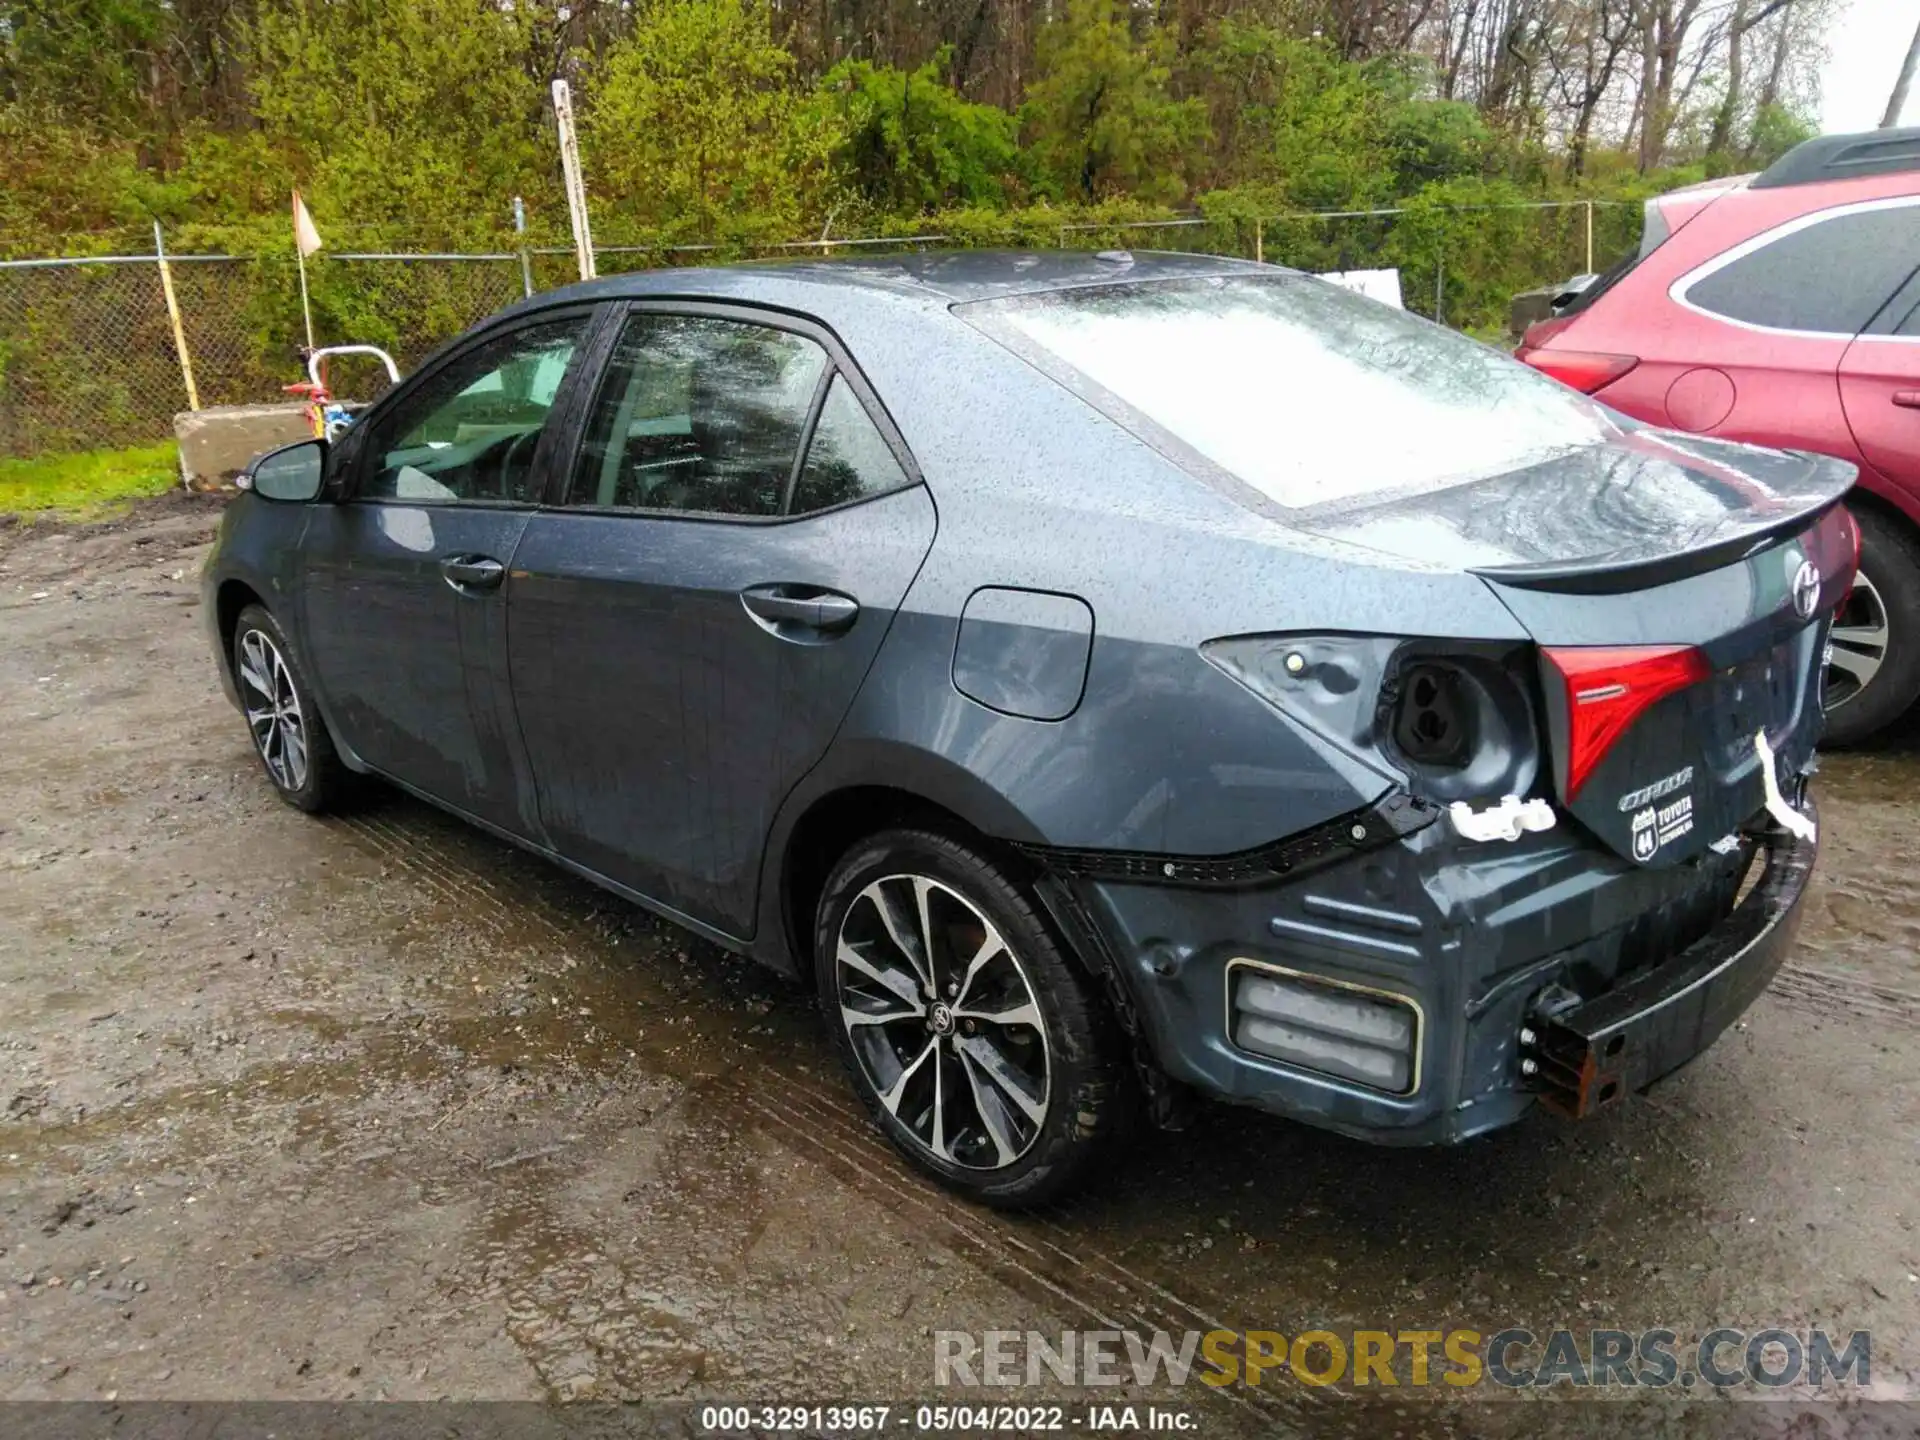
{"left": 1013, "top": 791, "right": 1440, "bottom": 890}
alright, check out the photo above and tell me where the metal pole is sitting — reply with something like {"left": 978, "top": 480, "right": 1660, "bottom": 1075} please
{"left": 1434, "top": 252, "right": 1444, "bottom": 325}
{"left": 1585, "top": 200, "right": 1594, "bottom": 275}
{"left": 1883, "top": 15, "right": 1920, "bottom": 127}
{"left": 514, "top": 196, "right": 533, "bottom": 297}
{"left": 552, "top": 81, "right": 596, "bottom": 281}
{"left": 153, "top": 222, "right": 200, "bottom": 412}
{"left": 1255, "top": 218, "right": 1264, "bottom": 264}
{"left": 295, "top": 245, "right": 315, "bottom": 350}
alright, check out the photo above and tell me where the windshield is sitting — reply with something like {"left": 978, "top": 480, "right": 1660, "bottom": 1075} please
{"left": 972, "top": 275, "right": 1614, "bottom": 509}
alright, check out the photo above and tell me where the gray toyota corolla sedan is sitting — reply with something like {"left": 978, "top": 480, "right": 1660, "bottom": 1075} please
{"left": 204, "top": 251, "right": 1852, "bottom": 1206}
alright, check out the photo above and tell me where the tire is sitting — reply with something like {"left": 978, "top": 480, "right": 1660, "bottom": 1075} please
{"left": 231, "top": 604, "right": 348, "bottom": 813}
{"left": 1823, "top": 508, "right": 1920, "bottom": 746}
{"left": 814, "top": 828, "right": 1131, "bottom": 1208}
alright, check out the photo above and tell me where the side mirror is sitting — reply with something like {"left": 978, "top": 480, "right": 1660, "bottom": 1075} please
{"left": 241, "top": 439, "right": 328, "bottom": 503}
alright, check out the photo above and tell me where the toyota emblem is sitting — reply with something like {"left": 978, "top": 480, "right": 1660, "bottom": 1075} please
{"left": 1790, "top": 557, "right": 1820, "bottom": 620}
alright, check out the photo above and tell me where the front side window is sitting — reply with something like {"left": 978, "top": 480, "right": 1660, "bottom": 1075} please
{"left": 364, "top": 317, "right": 587, "bottom": 503}
{"left": 1677, "top": 198, "right": 1920, "bottom": 335}
{"left": 570, "top": 313, "right": 828, "bottom": 517}
{"left": 971, "top": 275, "right": 1610, "bottom": 510}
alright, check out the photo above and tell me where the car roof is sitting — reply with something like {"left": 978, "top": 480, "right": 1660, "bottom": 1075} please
{"left": 1652, "top": 128, "right": 1920, "bottom": 236}
{"left": 501, "top": 248, "right": 1279, "bottom": 318}
{"left": 1752, "top": 126, "right": 1920, "bottom": 189}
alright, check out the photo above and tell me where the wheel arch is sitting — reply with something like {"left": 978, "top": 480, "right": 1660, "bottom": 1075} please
{"left": 215, "top": 578, "right": 267, "bottom": 679}
{"left": 1845, "top": 482, "right": 1920, "bottom": 541}
{"left": 756, "top": 744, "right": 1054, "bottom": 979}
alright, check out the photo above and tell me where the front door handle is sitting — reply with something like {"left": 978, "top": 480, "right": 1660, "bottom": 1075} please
{"left": 440, "top": 555, "right": 506, "bottom": 592}
{"left": 740, "top": 584, "right": 859, "bottom": 635}
{"left": 1893, "top": 390, "right": 1920, "bottom": 410}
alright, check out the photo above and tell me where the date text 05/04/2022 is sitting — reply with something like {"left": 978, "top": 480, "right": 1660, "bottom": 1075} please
{"left": 697, "top": 1404, "right": 1196, "bottom": 1433}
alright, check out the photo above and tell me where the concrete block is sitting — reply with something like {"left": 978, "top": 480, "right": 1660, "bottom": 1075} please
{"left": 1509, "top": 288, "right": 1555, "bottom": 339}
{"left": 173, "top": 403, "right": 317, "bottom": 492}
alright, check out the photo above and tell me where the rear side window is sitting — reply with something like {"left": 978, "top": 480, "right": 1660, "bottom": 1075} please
{"left": 971, "top": 275, "right": 1609, "bottom": 510}
{"left": 791, "top": 377, "right": 910, "bottom": 514}
{"left": 1678, "top": 198, "right": 1920, "bottom": 335}
{"left": 569, "top": 313, "right": 827, "bottom": 517}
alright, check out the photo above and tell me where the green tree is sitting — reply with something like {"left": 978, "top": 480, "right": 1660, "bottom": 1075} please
{"left": 0, "top": 0, "right": 172, "bottom": 135}
{"left": 1021, "top": 0, "right": 1207, "bottom": 204}
{"left": 248, "top": 0, "right": 546, "bottom": 240}
{"left": 1188, "top": 24, "right": 1500, "bottom": 207}
{"left": 1744, "top": 102, "right": 1817, "bottom": 168}
{"left": 823, "top": 51, "right": 1023, "bottom": 214}
{"left": 584, "top": 0, "right": 844, "bottom": 244}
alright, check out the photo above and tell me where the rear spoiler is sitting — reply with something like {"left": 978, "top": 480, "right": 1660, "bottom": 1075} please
{"left": 1473, "top": 496, "right": 1850, "bottom": 595}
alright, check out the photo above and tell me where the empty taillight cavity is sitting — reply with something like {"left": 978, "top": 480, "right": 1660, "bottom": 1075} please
{"left": 1544, "top": 644, "right": 1709, "bottom": 799}
{"left": 1383, "top": 649, "right": 1542, "bottom": 803}
{"left": 1394, "top": 663, "right": 1474, "bottom": 767}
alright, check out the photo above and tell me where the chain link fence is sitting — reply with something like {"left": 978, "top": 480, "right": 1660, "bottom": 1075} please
{"left": 0, "top": 201, "right": 1638, "bottom": 460}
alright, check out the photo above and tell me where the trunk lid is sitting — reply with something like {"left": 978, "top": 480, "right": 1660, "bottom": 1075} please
{"left": 1292, "top": 432, "right": 1858, "bottom": 868}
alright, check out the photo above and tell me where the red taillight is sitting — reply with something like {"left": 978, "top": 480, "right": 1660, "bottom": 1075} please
{"left": 1516, "top": 346, "right": 1640, "bottom": 395}
{"left": 1543, "top": 645, "right": 1710, "bottom": 799}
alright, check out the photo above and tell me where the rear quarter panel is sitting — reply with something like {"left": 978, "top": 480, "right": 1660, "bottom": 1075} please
{"left": 763, "top": 293, "right": 1531, "bottom": 858}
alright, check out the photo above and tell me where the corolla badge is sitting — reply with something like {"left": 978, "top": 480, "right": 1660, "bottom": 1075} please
{"left": 1789, "top": 556, "right": 1820, "bottom": 620}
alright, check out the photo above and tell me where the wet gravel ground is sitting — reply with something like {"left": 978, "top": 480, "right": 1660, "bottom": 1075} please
{"left": 1, "top": 497, "right": 1917, "bottom": 1434}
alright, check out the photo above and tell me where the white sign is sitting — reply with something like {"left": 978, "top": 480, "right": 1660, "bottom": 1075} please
{"left": 1317, "top": 268, "right": 1403, "bottom": 309}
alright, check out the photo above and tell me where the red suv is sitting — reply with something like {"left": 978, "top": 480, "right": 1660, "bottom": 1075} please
{"left": 1518, "top": 127, "right": 1920, "bottom": 743}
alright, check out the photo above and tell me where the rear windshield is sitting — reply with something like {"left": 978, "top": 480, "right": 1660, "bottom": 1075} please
{"left": 1558, "top": 196, "right": 1672, "bottom": 318}
{"left": 972, "top": 275, "right": 1612, "bottom": 509}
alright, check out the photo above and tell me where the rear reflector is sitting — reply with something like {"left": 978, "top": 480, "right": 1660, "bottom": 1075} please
{"left": 1544, "top": 644, "right": 1710, "bottom": 800}
{"left": 1515, "top": 346, "right": 1639, "bottom": 394}
{"left": 1229, "top": 966, "right": 1419, "bottom": 1095}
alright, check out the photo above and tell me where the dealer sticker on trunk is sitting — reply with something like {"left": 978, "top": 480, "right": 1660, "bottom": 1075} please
{"left": 1621, "top": 766, "right": 1695, "bottom": 862}
{"left": 1629, "top": 796, "right": 1695, "bottom": 861}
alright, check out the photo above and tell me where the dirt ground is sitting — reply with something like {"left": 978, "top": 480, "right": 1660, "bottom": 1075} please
{"left": 1, "top": 497, "right": 1917, "bottom": 1434}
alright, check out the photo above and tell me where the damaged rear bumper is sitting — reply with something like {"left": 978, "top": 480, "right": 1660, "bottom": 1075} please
{"left": 1527, "top": 803, "right": 1816, "bottom": 1117}
{"left": 1042, "top": 795, "right": 1818, "bottom": 1146}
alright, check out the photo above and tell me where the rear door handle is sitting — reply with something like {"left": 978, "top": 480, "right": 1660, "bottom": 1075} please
{"left": 1893, "top": 390, "right": 1920, "bottom": 410}
{"left": 440, "top": 555, "right": 506, "bottom": 591}
{"left": 740, "top": 584, "right": 859, "bottom": 635}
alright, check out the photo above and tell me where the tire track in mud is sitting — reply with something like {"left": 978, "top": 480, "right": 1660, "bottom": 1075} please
{"left": 1768, "top": 961, "right": 1920, "bottom": 1028}
{"left": 313, "top": 802, "right": 1312, "bottom": 1429}
{"left": 307, "top": 796, "right": 1912, "bottom": 1431}
{"left": 324, "top": 809, "right": 595, "bottom": 957}
{"left": 732, "top": 1077, "right": 1311, "bottom": 1433}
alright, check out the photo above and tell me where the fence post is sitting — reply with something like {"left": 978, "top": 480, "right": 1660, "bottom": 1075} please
{"left": 1434, "top": 250, "right": 1444, "bottom": 325}
{"left": 152, "top": 222, "right": 201, "bottom": 412}
{"left": 1584, "top": 200, "right": 1594, "bottom": 275}
{"left": 1255, "top": 218, "right": 1264, "bottom": 264}
{"left": 552, "top": 81, "right": 596, "bottom": 281}
{"left": 514, "top": 196, "right": 533, "bottom": 298}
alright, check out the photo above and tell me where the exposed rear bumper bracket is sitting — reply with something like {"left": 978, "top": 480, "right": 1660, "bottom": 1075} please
{"left": 1015, "top": 790, "right": 1441, "bottom": 890}
{"left": 1525, "top": 805, "right": 1818, "bottom": 1118}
